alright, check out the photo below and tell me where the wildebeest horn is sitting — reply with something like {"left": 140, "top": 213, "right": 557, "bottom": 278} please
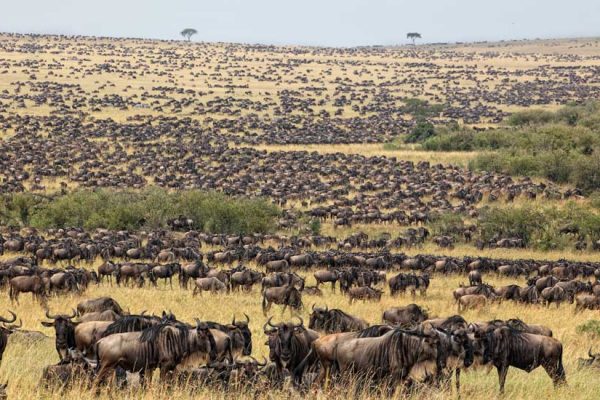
{"left": 263, "top": 316, "right": 276, "bottom": 333}
{"left": 325, "top": 305, "right": 328, "bottom": 312}
{"left": 232, "top": 315, "right": 236, "bottom": 325}
{"left": 45, "top": 310, "right": 57, "bottom": 319}
{"left": 311, "top": 303, "right": 315, "bottom": 311}
{"left": 68, "top": 308, "right": 77, "bottom": 319}
{"left": 244, "top": 313, "right": 250, "bottom": 323}
{"left": 293, "top": 316, "right": 304, "bottom": 328}
{"left": 589, "top": 347, "right": 594, "bottom": 358}
{"left": 0, "top": 311, "right": 17, "bottom": 324}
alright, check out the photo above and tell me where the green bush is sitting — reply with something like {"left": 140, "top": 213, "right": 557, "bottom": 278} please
{"left": 405, "top": 120, "right": 436, "bottom": 143}
{"left": 25, "top": 188, "right": 280, "bottom": 234}
{"left": 506, "top": 109, "right": 555, "bottom": 126}
{"left": 576, "top": 320, "right": 600, "bottom": 338}
{"left": 429, "top": 212, "right": 466, "bottom": 238}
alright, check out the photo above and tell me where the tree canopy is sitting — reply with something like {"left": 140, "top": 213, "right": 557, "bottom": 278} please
{"left": 180, "top": 28, "right": 198, "bottom": 41}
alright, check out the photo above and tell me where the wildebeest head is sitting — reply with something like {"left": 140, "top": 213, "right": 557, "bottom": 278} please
{"left": 308, "top": 304, "right": 328, "bottom": 330}
{"left": 578, "top": 348, "right": 600, "bottom": 369}
{"left": 231, "top": 314, "right": 252, "bottom": 355}
{"left": 196, "top": 320, "right": 218, "bottom": 362}
{"left": 265, "top": 316, "right": 304, "bottom": 369}
{"left": 0, "top": 311, "right": 19, "bottom": 362}
{"left": 41, "top": 309, "right": 77, "bottom": 361}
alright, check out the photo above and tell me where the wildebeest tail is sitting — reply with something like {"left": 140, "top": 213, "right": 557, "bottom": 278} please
{"left": 293, "top": 346, "right": 315, "bottom": 377}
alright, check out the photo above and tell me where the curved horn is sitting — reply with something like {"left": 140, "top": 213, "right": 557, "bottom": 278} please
{"left": 7, "top": 319, "right": 22, "bottom": 330}
{"left": 311, "top": 303, "right": 316, "bottom": 312}
{"left": 589, "top": 347, "right": 594, "bottom": 358}
{"left": 232, "top": 315, "right": 236, "bottom": 325}
{"left": 258, "top": 356, "right": 268, "bottom": 367}
{"left": 244, "top": 313, "right": 250, "bottom": 324}
{"left": 68, "top": 308, "right": 77, "bottom": 319}
{"left": 0, "top": 311, "right": 17, "bottom": 324}
{"left": 293, "top": 316, "right": 304, "bottom": 328}
{"left": 45, "top": 310, "right": 57, "bottom": 319}
{"left": 263, "top": 316, "right": 277, "bottom": 333}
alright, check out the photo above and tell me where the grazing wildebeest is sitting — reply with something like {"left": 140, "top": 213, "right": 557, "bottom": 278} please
{"left": 230, "top": 269, "right": 264, "bottom": 292}
{"left": 9, "top": 275, "right": 46, "bottom": 305}
{"left": 482, "top": 326, "right": 566, "bottom": 393}
{"left": 382, "top": 304, "right": 429, "bottom": 327}
{"left": 76, "top": 297, "right": 123, "bottom": 316}
{"left": 308, "top": 305, "right": 368, "bottom": 333}
{"left": 263, "top": 317, "right": 318, "bottom": 386}
{"left": 179, "top": 260, "right": 207, "bottom": 289}
{"left": 577, "top": 348, "right": 600, "bottom": 369}
{"left": 95, "top": 321, "right": 215, "bottom": 384}
{"left": 41, "top": 349, "right": 95, "bottom": 389}
{"left": 574, "top": 294, "right": 600, "bottom": 311}
{"left": 0, "top": 311, "right": 18, "bottom": 364}
{"left": 193, "top": 277, "right": 228, "bottom": 295}
{"left": 265, "top": 260, "right": 289, "bottom": 273}
{"left": 262, "top": 283, "right": 303, "bottom": 314}
{"left": 41, "top": 310, "right": 77, "bottom": 361}
{"left": 457, "top": 294, "right": 487, "bottom": 312}
{"left": 347, "top": 286, "right": 382, "bottom": 304}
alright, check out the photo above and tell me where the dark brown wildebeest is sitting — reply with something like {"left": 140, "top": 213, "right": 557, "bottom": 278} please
{"left": 540, "top": 286, "right": 573, "bottom": 308}
{"left": 76, "top": 297, "right": 123, "bottom": 316}
{"left": 347, "top": 286, "right": 382, "bottom": 304}
{"left": 41, "top": 349, "right": 95, "bottom": 389}
{"left": 95, "top": 321, "right": 215, "bottom": 385}
{"left": 468, "top": 270, "right": 482, "bottom": 286}
{"left": 332, "top": 327, "right": 444, "bottom": 392}
{"left": 481, "top": 326, "right": 566, "bottom": 393}
{"left": 205, "top": 314, "right": 252, "bottom": 359}
{"left": 493, "top": 284, "right": 522, "bottom": 301}
{"left": 192, "top": 277, "right": 228, "bottom": 295}
{"left": 574, "top": 294, "right": 600, "bottom": 312}
{"left": 179, "top": 260, "right": 207, "bottom": 289}
{"left": 0, "top": 311, "right": 18, "bottom": 365}
{"left": 8, "top": 275, "right": 46, "bottom": 305}
{"left": 577, "top": 348, "right": 600, "bottom": 369}
{"left": 41, "top": 310, "right": 78, "bottom": 361}
{"left": 265, "top": 260, "right": 289, "bottom": 273}
{"left": 263, "top": 317, "right": 318, "bottom": 387}
{"left": 150, "top": 263, "right": 181, "bottom": 288}
{"left": 262, "top": 284, "right": 303, "bottom": 315}
{"left": 382, "top": 304, "right": 428, "bottom": 327}
{"left": 97, "top": 261, "right": 120, "bottom": 285}
{"left": 313, "top": 270, "right": 339, "bottom": 291}
{"left": 230, "top": 269, "right": 264, "bottom": 292}
{"left": 308, "top": 305, "right": 368, "bottom": 333}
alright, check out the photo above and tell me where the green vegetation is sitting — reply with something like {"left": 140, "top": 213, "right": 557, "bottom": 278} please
{"left": 413, "top": 102, "right": 600, "bottom": 193}
{"left": 478, "top": 202, "right": 600, "bottom": 250}
{"left": 576, "top": 320, "right": 600, "bottom": 338}
{"left": 0, "top": 188, "right": 280, "bottom": 234}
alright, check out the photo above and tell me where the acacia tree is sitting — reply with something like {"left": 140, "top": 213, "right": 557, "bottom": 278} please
{"left": 180, "top": 28, "right": 198, "bottom": 41}
{"left": 407, "top": 32, "right": 422, "bottom": 45}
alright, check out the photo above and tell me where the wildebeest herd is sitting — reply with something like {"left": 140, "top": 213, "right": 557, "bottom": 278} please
{"left": 0, "top": 225, "right": 598, "bottom": 397}
{"left": 1, "top": 34, "right": 600, "bottom": 399}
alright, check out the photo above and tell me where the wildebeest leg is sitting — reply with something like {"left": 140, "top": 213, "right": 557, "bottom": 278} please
{"left": 497, "top": 365, "right": 509, "bottom": 393}
{"left": 455, "top": 368, "right": 461, "bottom": 393}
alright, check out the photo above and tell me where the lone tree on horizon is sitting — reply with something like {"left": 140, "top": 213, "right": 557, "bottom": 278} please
{"left": 407, "top": 32, "right": 422, "bottom": 45}
{"left": 180, "top": 28, "right": 198, "bottom": 41}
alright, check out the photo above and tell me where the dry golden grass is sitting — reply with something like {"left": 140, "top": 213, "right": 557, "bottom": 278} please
{"left": 0, "top": 263, "right": 599, "bottom": 399}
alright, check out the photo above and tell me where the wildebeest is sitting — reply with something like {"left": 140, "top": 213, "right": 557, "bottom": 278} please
{"left": 540, "top": 286, "right": 573, "bottom": 308}
{"left": 313, "top": 270, "right": 339, "bottom": 291}
{"left": 76, "top": 310, "right": 120, "bottom": 323}
{"left": 8, "top": 275, "right": 46, "bottom": 305}
{"left": 577, "top": 348, "right": 600, "bottom": 369}
{"left": 149, "top": 263, "right": 180, "bottom": 288}
{"left": 457, "top": 294, "right": 487, "bottom": 312}
{"left": 332, "top": 327, "right": 444, "bottom": 393}
{"left": 263, "top": 317, "right": 318, "bottom": 386}
{"left": 76, "top": 297, "right": 123, "bottom": 316}
{"left": 230, "top": 269, "right": 264, "bottom": 292}
{"left": 468, "top": 270, "right": 482, "bottom": 286}
{"left": 481, "top": 326, "right": 566, "bottom": 393}
{"left": 41, "top": 310, "right": 77, "bottom": 361}
{"left": 95, "top": 320, "right": 215, "bottom": 384}
{"left": 265, "top": 260, "right": 289, "bottom": 273}
{"left": 382, "top": 304, "right": 429, "bottom": 328}
{"left": 308, "top": 305, "right": 368, "bottom": 333}
{"left": 574, "top": 294, "right": 600, "bottom": 311}
{"left": 0, "top": 311, "right": 18, "bottom": 364}
{"left": 41, "top": 349, "right": 95, "bottom": 389}
{"left": 192, "top": 277, "right": 228, "bottom": 295}
{"left": 262, "top": 283, "right": 303, "bottom": 314}
{"left": 347, "top": 286, "right": 382, "bottom": 303}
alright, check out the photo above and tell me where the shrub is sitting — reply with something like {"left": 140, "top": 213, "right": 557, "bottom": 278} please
{"left": 405, "top": 120, "right": 436, "bottom": 143}
{"left": 576, "top": 320, "right": 600, "bottom": 338}
{"left": 27, "top": 188, "right": 280, "bottom": 234}
{"left": 506, "top": 109, "right": 555, "bottom": 126}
